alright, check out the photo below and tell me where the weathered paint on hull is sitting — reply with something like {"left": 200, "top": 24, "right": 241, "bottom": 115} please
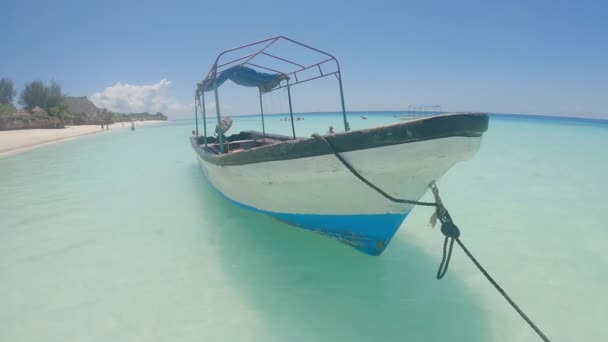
{"left": 194, "top": 136, "right": 481, "bottom": 255}
{"left": 204, "top": 179, "right": 408, "bottom": 255}
{"left": 267, "top": 211, "right": 409, "bottom": 255}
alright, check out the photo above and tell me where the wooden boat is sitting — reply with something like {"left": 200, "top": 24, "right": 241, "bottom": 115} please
{"left": 191, "top": 36, "right": 488, "bottom": 255}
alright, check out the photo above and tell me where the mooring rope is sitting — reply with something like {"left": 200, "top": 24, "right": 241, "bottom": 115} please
{"left": 312, "top": 133, "right": 552, "bottom": 342}
{"left": 311, "top": 134, "right": 438, "bottom": 207}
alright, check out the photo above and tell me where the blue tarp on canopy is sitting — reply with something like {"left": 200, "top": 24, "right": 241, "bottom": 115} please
{"left": 201, "top": 65, "right": 288, "bottom": 93}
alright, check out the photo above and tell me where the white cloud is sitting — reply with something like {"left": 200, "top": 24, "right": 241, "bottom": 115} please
{"left": 91, "top": 79, "right": 190, "bottom": 115}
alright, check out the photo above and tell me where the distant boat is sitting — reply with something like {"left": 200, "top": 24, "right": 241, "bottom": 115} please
{"left": 190, "top": 36, "right": 488, "bottom": 255}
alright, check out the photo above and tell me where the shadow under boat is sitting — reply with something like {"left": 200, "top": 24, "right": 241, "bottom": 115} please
{"left": 189, "top": 165, "right": 491, "bottom": 342}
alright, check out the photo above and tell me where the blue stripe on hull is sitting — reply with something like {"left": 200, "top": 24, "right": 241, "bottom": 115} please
{"left": 197, "top": 162, "right": 409, "bottom": 255}
{"left": 204, "top": 179, "right": 408, "bottom": 255}
{"left": 267, "top": 211, "right": 409, "bottom": 256}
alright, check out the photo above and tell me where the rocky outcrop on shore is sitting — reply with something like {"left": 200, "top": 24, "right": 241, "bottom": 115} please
{"left": 0, "top": 106, "right": 63, "bottom": 130}
{"left": 63, "top": 96, "right": 168, "bottom": 123}
{"left": 62, "top": 96, "right": 104, "bottom": 123}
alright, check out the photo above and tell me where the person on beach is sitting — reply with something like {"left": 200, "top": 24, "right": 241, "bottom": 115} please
{"left": 131, "top": 122, "right": 135, "bottom": 131}
{"left": 328, "top": 126, "right": 334, "bottom": 134}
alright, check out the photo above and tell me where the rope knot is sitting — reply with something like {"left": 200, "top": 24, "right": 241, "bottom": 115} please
{"left": 441, "top": 222, "right": 460, "bottom": 239}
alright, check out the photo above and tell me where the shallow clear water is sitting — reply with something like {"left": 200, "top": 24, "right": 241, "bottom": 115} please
{"left": 1, "top": 113, "right": 607, "bottom": 341}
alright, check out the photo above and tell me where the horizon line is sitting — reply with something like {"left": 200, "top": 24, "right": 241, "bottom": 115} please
{"left": 171, "top": 110, "right": 608, "bottom": 121}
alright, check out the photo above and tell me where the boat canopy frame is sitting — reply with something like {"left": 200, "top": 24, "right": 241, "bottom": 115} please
{"left": 194, "top": 36, "right": 350, "bottom": 154}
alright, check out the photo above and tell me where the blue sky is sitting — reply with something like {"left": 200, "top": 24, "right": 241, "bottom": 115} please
{"left": 1, "top": 0, "right": 606, "bottom": 118}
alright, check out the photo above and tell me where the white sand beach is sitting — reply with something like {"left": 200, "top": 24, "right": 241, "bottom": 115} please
{"left": 0, "top": 120, "right": 166, "bottom": 158}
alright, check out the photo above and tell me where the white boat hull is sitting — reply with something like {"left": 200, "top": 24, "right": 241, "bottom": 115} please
{"left": 196, "top": 136, "right": 481, "bottom": 255}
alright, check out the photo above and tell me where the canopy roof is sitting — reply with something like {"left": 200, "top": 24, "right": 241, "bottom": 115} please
{"left": 196, "top": 36, "right": 342, "bottom": 96}
{"left": 193, "top": 36, "right": 350, "bottom": 153}
{"left": 200, "top": 65, "right": 289, "bottom": 93}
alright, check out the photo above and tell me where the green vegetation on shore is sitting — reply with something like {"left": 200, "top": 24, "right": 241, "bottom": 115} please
{"left": 0, "top": 78, "right": 168, "bottom": 131}
{"left": 19, "top": 80, "right": 69, "bottom": 120}
{"left": 0, "top": 78, "right": 16, "bottom": 105}
{"left": 101, "top": 111, "right": 169, "bottom": 124}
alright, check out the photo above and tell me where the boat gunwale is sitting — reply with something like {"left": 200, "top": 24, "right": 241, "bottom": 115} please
{"left": 191, "top": 112, "right": 489, "bottom": 167}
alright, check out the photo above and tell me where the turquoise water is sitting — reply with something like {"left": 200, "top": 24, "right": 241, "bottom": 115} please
{"left": 1, "top": 113, "right": 607, "bottom": 341}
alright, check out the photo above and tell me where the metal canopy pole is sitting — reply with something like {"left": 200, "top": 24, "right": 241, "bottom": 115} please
{"left": 337, "top": 72, "right": 349, "bottom": 131}
{"left": 259, "top": 89, "right": 266, "bottom": 138}
{"left": 213, "top": 81, "right": 224, "bottom": 153}
{"left": 287, "top": 83, "right": 296, "bottom": 139}
{"left": 201, "top": 91, "right": 208, "bottom": 147}
{"left": 201, "top": 36, "right": 352, "bottom": 141}
{"left": 194, "top": 94, "right": 199, "bottom": 136}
